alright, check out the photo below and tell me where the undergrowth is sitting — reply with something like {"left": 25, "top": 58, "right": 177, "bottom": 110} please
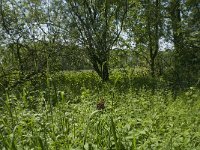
{"left": 0, "top": 70, "right": 200, "bottom": 150}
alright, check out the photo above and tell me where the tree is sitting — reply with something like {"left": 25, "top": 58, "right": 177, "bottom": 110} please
{"left": 0, "top": 0, "right": 51, "bottom": 88}
{"left": 144, "top": 0, "right": 162, "bottom": 77}
{"left": 169, "top": 0, "right": 200, "bottom": 87}
{"left": 67, "top": 0, "right": 128, "bottom": 81}
{"left": 125, "top": 0, "right": 163, "bottom": 77}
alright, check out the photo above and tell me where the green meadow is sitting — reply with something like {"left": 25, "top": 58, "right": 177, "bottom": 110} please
{"left": 1, "top": 70, "right": 199, "bottom": 150}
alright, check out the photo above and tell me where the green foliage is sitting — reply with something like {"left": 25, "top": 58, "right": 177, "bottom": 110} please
{"left": 0, "top": 0, "right": 199, "bottom": 149}
{"left": 0, "top": 71, "right": 200, "bottom": 149}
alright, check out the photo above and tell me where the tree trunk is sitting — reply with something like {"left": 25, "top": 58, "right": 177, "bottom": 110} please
{"left": 170, "top": 0, "right": 183, "bottom": 54}
{"left": 101, "top": 62, "right": 109, "bottom": 82}
{"left": 169, "top": 0, "right": 185, "bottom": 88}
{"left": 92, "top": 60, "right": 109, "bottom": 82}
{"left": 150, "top": 59, "right": 155, "bottom": 77}
{"left": 146, "top": 0, "right": 159, "bottom": 78}
{"left": 15, "top": 42, "right": 24, "bottom": 77}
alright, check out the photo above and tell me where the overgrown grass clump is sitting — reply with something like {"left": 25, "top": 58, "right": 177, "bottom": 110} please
{"left": 0, "top": 70, "right": 200, "bottom": 149}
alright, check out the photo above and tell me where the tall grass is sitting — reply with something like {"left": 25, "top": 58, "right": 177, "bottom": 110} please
{"left": 0, "top": 70, "right": 200, "bottom": 149}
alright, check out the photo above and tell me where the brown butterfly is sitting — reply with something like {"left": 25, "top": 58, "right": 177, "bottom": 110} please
{"left": 96, "top": 98, "right": 105, "bottom": 110}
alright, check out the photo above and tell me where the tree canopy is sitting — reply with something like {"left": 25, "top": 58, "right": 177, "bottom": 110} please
{"left": 0, "top": 0, "right": 199, "bottom": 88}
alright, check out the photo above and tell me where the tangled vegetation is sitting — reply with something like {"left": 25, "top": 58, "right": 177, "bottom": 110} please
{"left": 1, "top": 70, "right": 199, "bottom": 150}
{"left": 0, "top": 1, "right": 199, "bottom": 149}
